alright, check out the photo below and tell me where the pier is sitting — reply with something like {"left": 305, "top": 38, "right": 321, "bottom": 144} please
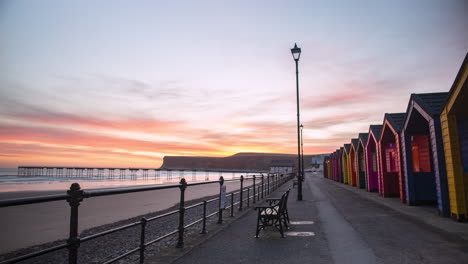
{"left": 16, "top": 166, "right": 269, "bottom": 180}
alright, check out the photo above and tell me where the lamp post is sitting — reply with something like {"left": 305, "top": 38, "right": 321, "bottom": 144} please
{"left": 291, "top": 43, "right": 303, "bottom": 201}
{"left": 300, "top": 124, "right": 304, "bottom": 180}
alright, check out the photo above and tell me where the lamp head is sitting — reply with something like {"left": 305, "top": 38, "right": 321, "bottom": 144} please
{"left": 291, "top": 43, "right": 301, "bottom": 61}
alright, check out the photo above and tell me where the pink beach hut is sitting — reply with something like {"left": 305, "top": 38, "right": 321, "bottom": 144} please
{"left": 365, "top": 125, "right": 383, "bottom": 192}
{"left": 334, "top": 150, "right": 340, "bottom": 181}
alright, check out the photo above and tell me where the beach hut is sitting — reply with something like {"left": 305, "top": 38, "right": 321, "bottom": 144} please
{"left": 350, "top": 138, "right": 359, "bottom": 186}
{"left": 339, "top": 147, "right": 344, "bottom": 183}
{"left": 366, "top": 125, "right": 383, "bottom": 192}
{"left": 342, "top": 144, "right": 351, "bottom": 185}
{"left": 401, "top": 92, "right": 450, "bottom": 216}
{"left": 441, "top": 54, "right": 468, "bottom": 221}
{"left": 334, "top": 151, "right": 340, "bottom": 182}
{"left": 323, "top": 156, "right": 330, "bottom": 178}
{"left": 331, "top": 152, "right": 336, "bottom": 180}
{"left": 357, "top": 133, "right": 369, "bottom": 189}
{"left": 379, "top": 113, "right": 406, "bottom": 199}
{"left": 327, "top": 155, "right": 332, "bottom": 179}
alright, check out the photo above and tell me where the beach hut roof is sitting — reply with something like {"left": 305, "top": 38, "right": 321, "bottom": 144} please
{"left": 384, "top": 113, "right": 406, "bottom": 133}
{"left": 445, "top": 53, "right": 468, "bottom": 114}
{"left": 448, "top": 53, "right": 468, "bottom": 98}
{"left": 410, "top": 92, "right": 450, "bottom": 116}
{"left": 344, "top": 144, "right": 351, "bottom": 153}
{"left": 358, "top": 133, "right": 369, "bottom": 147}
{"left": 369, "top": 125, "right": 383, "bottom": 141}
{"left": 351, "top": 138, "right": 359, "bottom": 149}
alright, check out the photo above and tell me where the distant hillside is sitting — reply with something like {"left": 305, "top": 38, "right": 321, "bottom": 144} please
{"left": 160, "top": 152, "right": 317, "bottom": 170}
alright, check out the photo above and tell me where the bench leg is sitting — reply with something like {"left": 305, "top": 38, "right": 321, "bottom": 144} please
{"left": 277, "top": 218, "right": 285, "bottom": 238}
{"left": 255, "top": 210, "right": 261, "bottom": 238}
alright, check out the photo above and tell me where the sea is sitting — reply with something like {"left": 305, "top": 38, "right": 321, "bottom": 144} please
{"left": 0, "top": 168, "right": 247, "bottom": 193}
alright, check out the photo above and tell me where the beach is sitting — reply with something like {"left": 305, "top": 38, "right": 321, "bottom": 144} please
{"left": 0, "top": 179, "right": 251, "bottom": 254}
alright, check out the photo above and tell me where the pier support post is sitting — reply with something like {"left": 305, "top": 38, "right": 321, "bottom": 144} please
{"left": 176, "top": 178, "right": 187, "bottom": 248}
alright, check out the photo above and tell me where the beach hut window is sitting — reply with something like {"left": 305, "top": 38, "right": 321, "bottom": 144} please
{"left": 411, "top": 135, "right": 432, "bottom": 173}
{"left": 372, "top": 151, "right": 378, "bottom": 172}
{"left": 360, "top": 152, "right": 366, "bottom": 172}
{"left": 385, "top": 145, "right": 398, "bottom": 172}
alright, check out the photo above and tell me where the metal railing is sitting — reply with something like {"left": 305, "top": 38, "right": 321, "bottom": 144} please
{"left": 0, "top": 173, "right": 294, "bottom": 264}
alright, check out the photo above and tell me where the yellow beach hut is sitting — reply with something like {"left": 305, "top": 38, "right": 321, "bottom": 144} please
{"left": 342, "top": 144, "right": 351, "bottom": 185}
{"left": 441, "top": 53, "right": 468, "bottom": 221}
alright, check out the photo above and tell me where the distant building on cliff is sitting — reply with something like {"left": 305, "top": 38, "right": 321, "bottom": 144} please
{"left": 269, "top": 159, "right": 294, "bottom": 173}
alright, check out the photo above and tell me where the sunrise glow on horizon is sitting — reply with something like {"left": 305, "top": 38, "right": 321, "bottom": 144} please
{"left": 1, "top": 0, "right": 467, "bottom": 168}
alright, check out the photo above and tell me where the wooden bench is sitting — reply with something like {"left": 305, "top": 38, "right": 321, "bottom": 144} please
{"left": 255, "top": 189, "right": 290, "bottom": 238}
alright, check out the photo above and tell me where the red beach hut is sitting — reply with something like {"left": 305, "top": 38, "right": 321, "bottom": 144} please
{"left": 366, "top": 125, "right": 383, "bottom": 192}
{"left": 401, "top": 93, "right": 451, "bottom": 216}
{"left": 379, "top": 113, "right": 406, "bottom": 199}
{"left": 357, "top": 133, "right": 369, "bottom": 189}
{"left": 350, "top": 138, "right": 359, "bottom": 186}
{"left": 342, "top": 144, "right": 351, "bottom": 185}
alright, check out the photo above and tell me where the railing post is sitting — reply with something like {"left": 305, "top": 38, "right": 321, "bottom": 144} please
{"left": 252, "top": 175, "right": 256, "bottom": 204}
{"left": 239, "top": 175, "right": 244, "bottom": 211}
{"left": 66, "top": 183, "right": 84, "bottom": 264}
{"left": 176, "top": 178, "right": 187, "bottom": 248}
{"left": 139, "top": 217, "right": 147, "bottom": 264}
{"left": 261, "top": 174, "right": 264, "bottom": 199}
{"left": 230, "top": 193, "right": 234, "bottom": 217}
{"left": 247, "top": 188, "right": 250, "bottom": 207}
{"left": 201, "top": 201, "right": 207, "bottom": 234}
{"left": 218, "top": 176, "right": 224, "bottom": 224}
{"left": 267, "top": 174, "right": 270, "bottom": 195}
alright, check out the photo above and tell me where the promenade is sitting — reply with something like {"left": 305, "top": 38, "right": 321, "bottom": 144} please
{"left": 149, "top": 172, "right": 468, "bottom": 264}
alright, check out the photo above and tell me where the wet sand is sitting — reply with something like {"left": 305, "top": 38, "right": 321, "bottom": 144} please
{"left": 0, "top": 180, "right": 251, "bottom": 254}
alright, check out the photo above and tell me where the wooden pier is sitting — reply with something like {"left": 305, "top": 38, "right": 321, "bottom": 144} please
{"left": 17, "top": 166, "right": 269, "bottom": 180}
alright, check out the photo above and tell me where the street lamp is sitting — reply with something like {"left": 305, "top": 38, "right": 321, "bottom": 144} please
{"left": 291, "top": 43, "right": 303, "bottom": 201}
{"left": 300, "top": 124, "right": 304, "bottom": 180}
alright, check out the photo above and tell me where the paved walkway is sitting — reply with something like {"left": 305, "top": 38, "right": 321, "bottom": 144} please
{"left": 149, "top": 172, "right": 468, "bottom": 264}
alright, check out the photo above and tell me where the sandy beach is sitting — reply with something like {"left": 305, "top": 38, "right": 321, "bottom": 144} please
{"left": 0, "top": 179, "right": 253, "bottom": 254}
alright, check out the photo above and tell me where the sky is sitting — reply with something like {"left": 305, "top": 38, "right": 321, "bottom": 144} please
{"left": 0, "top": 0, "right": 467, "bottom": 168}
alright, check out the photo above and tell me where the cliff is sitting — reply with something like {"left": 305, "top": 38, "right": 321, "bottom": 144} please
{"left": 160, "top": 152, "right": 314, "bottom": 170}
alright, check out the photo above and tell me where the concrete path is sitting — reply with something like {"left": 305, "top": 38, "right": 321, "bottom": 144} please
{"left": 154, "top": 172, "right": 468, "bottom": 264}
